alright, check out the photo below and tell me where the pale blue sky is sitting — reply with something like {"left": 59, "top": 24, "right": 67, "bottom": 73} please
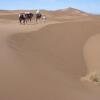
{"left": 0, "top": 0, "right": 100, "bottom": 14}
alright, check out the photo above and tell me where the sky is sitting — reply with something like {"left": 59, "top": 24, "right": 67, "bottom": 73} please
{"left": 0, "top": 0, "right": 100, "bottom": 14}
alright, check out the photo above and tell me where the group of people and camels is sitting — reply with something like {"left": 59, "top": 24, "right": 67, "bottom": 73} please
{"left": 19, "top": 10, "right": 47, "bottom": 24}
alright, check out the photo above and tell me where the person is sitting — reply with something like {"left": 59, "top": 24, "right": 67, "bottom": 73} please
{"left": 36, "top": 9, "right": 40, "bottom": 14}
{"left": 42, "top": 15, "right": 47, "bottom": 23}
{"left": 19, "top": 13, "right": 26, "bottom": 24}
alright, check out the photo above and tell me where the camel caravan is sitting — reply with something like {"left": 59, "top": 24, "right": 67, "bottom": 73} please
{"left": 19, "top": 10, "right": 47, "bottom": 24}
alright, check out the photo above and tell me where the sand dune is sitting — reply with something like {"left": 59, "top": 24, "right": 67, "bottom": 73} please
{"left": 0, "top": 8, "right": 89, "bottom": 21}
{"left": 0, "top": 9, "right": 100, "bottom": 100}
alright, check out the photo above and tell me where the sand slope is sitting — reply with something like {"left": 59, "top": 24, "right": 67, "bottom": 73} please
{"left": 0, "top": 10, "right": 100, "bottom": 100}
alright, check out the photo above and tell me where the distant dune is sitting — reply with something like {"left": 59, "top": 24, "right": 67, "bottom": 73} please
{"left": 51, "top": 7, "right": 89, "bottom": 16}
{"left": 0, "top": 8, "right": 100, "bottom": 100}
{"left": 0, "top": 8, "right": 91, "bottom": 23}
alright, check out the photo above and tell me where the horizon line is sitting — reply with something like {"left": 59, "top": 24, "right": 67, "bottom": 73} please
{"left": 0, "top": 7, "right": 100, "bottom": 15}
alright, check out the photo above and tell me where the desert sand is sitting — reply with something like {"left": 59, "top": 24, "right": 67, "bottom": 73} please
{"left": 0, "top": 8, "right": 100, "bottom": 100}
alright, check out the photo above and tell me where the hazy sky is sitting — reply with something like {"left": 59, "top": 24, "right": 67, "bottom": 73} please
{"left": 0, "top": 0, "right": 100, "bottom": 14}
